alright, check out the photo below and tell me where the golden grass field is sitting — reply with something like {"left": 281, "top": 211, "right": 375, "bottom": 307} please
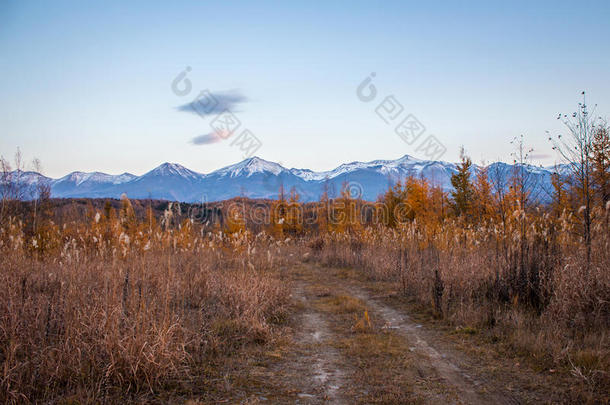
{"left": 0, "top": 189, "right": 608, "bottom": 403}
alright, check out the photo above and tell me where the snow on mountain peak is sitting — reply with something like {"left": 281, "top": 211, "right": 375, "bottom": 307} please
{"left": 57, "top": 171, "right": 138, "bottom": 186}
{"left": 7, "top": 170, "right": 47, "bottom": 185}
{"left": 288, "top": 154, "right": 431, "bottom": 181}
{"left": 213, "top": 156, "right": 285, "bottom": 178}
{"left": 17, "top": 154, "right": 558, "bottom": 203}
{"left": 147, "top": 163, "right": 202, "bottom": 179}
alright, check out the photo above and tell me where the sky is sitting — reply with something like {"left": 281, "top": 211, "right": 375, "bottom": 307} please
{"left": 1, "top": 0, "right": 610, "bottom": 178}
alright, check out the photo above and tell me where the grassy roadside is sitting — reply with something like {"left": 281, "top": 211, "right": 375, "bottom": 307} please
{"left": 315, "top": 263, "right": 609, "bottom": 404}
{"left": 314, "top": 295, "right": 432, "bottom": 404}
{"left": 294, "top": 265, "right": 441, "bottom": 404}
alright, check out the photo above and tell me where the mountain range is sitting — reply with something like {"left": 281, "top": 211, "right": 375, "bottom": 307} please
{"left": 7, "top": 155, "right": 562, "bottom": 203}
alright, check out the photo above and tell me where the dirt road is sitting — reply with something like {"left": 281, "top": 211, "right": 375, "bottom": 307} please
{"left": 211, "top": 263, "right": 575, "bottom": 404}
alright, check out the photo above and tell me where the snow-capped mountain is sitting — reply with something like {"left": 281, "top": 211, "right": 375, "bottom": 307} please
{"left": 51, "top": 171, "right": 137, "bottom": 198}
{"left": 4, "top": 155, "right": 562, "bottom": 203}
{"left": 6, "top": 170, "right": 49, "bottom": 186}
{"left": 119, "top": 163, "right": 206, "bottom": 201}
{"left": 143, "top": 163, "right": 202, "bottom": 180}
{"left": 58, "top": 172, "right": 136, "bottom": 186}
{"left": 210, "top": 157, "right": 284, "bottom": 178}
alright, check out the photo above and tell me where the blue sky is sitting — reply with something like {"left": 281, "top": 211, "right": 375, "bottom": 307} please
{"left": 1, "top": 0, "right": 609, "bottom": 177}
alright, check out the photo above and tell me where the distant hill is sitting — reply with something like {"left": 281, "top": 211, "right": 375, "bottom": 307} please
{"left": 6, "top": 155, "right": 565, "bottom": 203}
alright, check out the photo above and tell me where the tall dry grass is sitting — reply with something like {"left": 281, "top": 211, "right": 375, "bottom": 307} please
{"left": 1, "top": 193, "right": 608, "bottom": 401}
{"left": 309, "top": 207, "right": 610, "bottom": 392}
{"left": 0, "top": 204, "right": 292, "bottom": 403}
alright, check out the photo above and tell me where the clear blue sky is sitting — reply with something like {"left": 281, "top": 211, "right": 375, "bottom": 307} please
{"left": 1, "top": 0, "right": 609, "bottom": 177}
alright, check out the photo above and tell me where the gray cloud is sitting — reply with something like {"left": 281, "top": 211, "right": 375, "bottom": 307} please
{"left": 191, "top": 132, "right": 223, "bottom": 145}
{"left": 177, "top": 90, "right": 247, "bottom": 117}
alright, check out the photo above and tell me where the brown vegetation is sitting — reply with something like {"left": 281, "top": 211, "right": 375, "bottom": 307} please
{"left": 1, "top": 110, "right": 609, "bottom": 402}
{"left": 0, "top": 198, "right": 293, "bottom": 403}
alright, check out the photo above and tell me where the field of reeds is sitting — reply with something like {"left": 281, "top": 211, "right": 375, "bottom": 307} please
{"left": 0, "top": 197, "right": 294, "bottom": 403}
{"left": 311, "top": 214, "right": 609, "bottom": 385}
{"left": 1, "top": 173, "right": 609, "bottom": 402}
{"left": 307, "top": 175, "right": 610, "bottom": 393}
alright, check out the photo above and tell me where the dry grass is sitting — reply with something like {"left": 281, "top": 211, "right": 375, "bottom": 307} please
{"left": 310, "top": 212, "right": 610, "bottom": 394}
{"left": 317, "top": 295, "right": 366, "bottom": 314}
{"left": 0, "top": 204, "right": 293, "bottom": 403}
{"left": 314, "top": 292, "right": 425, "bottom": 404}
{"left": 1, "top": 192, "right": 609, "bottom": 402}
